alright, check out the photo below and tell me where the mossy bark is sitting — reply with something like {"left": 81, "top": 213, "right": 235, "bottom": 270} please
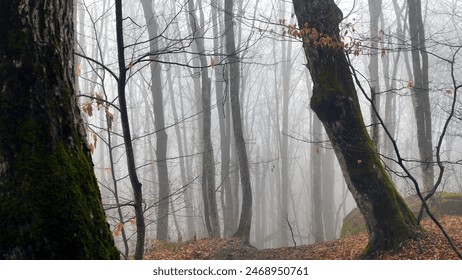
{"left": 0, "top": 0, "right": 119, "bottom": 259}
{"left": 292, "top": 0, "right": 421, "bottom": 257}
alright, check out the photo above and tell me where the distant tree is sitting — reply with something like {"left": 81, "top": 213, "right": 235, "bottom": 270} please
{"left": 225, "top": 0, "right": 253, "bottom": 243}
{"left": 139, "top": 0, "right": 171, "bottom": 243}
{"left": 368, "top": 0, "right": 382, "bottom": 148}
{"left": 407, "top": 0, "right": 434, "bottom": 192}
{"left": 186, "top": 0, "right": 220, "bottom": 238}
{"left": 292, "top": 0, "right": 421, "bottom": 257}
{"left": 0, "top": 0, "right": 119, "bottom": 259}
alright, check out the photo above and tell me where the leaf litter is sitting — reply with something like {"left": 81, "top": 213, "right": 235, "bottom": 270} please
{"left": 144, "top": 215, "right": 462, "bottom": 260}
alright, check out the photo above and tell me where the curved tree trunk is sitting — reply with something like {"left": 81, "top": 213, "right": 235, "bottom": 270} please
{"left": 225, "top": 0, "right": 252, "bottom": 244}
{"left": 292, "top": 0, "right": 420, "bottom": 257}
{"left": 0, "top": 0, "right": 119, "bottom": 259}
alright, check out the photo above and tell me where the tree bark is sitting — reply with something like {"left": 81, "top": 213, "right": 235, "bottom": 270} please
{"left": 0, "top": 0, "right": 118, "bottom": 259}
{"left": 292, "top": 0, "right": 420, "bottom": 257}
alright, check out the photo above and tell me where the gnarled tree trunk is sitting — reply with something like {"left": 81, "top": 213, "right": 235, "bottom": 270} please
{"left": 292, "top": 0, "right": 420, "bottom": 257}
{"left": 0, "top": 0, "right": 119, "bottom": 259}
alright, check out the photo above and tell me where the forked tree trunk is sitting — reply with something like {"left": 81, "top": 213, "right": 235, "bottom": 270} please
{"left": 0, "top": 0, "right": 119, "bottom": 259}
{"left": 292, "top": 0, "right": 420, "bottom": 257}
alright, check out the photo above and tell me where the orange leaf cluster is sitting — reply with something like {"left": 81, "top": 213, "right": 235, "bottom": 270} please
{"left": 82, "top": 102, "right": 93, "bottom": 117}
{"left": 82, "top": 93, "right": 113, "bottom": 128}
{"left": 114, "top": 223, "right": 124, "bottom": 237}
{"left": 286, "top": 23, "right": 346, "bottom": 49}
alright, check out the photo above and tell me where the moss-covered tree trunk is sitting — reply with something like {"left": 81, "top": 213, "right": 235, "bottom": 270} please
{"left": 292, "top": 0, "right": 421, "bottom": 257}
{"left": 0, "top": 0, "right": 119, "bottom": 259}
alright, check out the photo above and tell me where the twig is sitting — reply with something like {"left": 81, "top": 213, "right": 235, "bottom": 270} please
{"left": 286, "top": 216, "right": 297, "bottom": 248}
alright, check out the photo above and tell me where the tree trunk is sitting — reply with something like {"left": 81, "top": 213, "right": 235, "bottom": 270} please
{"left": 292, "top": 0, "right": 420, "bottom": 257}
{"left": 278, "top": 1, "right": 293, "bottom": 247}
{"left": 311, "top": 115, "right": 324, "bottom": 243}
{"left": 407, "top": 0, "right": 434, "bottom": 193}
{"left": 225, "top": 0, "right": 252, "bottom": 243}
{"left": 383, "top": 0, "right": 403, "bottom": 175}
{"left": 167, "top": 65, "right": 196, "bottom": 240}
{"left": 187, "top": 0, "right": 220, "bottom": 238}
{"left": 139, "top": 0, "right": 170, "bottom": 242}
{"left": 0, "top": 0, "right": 119, "bottom": 259}
{"left": 212, "top": 0, "right": 234, "bottom": 238}
{"left": 322, "top": 146, "right": 336, "bottom": 241}
{"left": 368, "top": 0, "right": 382, "bottom": 150}
{"left": 115, "top": 0, "right": 145, "bottom": 259}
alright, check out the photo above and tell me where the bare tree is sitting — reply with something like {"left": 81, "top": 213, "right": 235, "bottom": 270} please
{"left": 407, "top": 0, "right": 434, "bottom": 192}
{"left": 139, "top": 0, "right": 171, "bottom": 242}
{"left": 115, "top": 0, "right": 146, "bottom": 259}
{"left": 186, "top": 0, "right": 220, "bottom": 238}
{"left": 292, "top": 0, "right": 420, "bottom": 257}
{"left": 225, "top": 0, "right": 253, "bottom": 243}
{"left": 368, "top": 0, "right": 382, "bottom": 149}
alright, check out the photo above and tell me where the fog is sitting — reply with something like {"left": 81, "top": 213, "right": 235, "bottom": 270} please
{"left": 74, "top": 0, "right": 462, "bottom": 257}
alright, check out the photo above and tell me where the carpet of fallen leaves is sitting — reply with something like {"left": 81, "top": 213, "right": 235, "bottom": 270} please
{"left": 144, "top": 215, "right": 462, "bottom": 260}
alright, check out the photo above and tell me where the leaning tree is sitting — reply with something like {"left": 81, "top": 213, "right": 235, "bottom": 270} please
{"left": 291, "top": 0, "right": 421, "bottom": 257}
{"left": 0, "top": 0, "right": 119, "bottom": 259}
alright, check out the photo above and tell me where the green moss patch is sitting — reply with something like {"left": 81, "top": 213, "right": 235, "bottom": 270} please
{"left": 341, "top": 192, "right": 462, "bottom": 238}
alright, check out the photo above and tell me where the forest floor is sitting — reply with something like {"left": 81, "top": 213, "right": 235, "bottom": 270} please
{"left": 144, "top": 215, "right": 462, "bottom": 260}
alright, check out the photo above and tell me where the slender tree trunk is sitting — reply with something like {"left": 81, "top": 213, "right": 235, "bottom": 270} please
{"left": 139, "top": 0, "right": 170, "bottom": 242}
{"left": 311, "top": 115, "right": 324, "bottom": 243}
{"left": 383, "top": 0, "right": 402, "bottom": 172}
{"left": 0, "top": 0, "right": 119, "bottom": 259}
{"left": 292, "top": 0, "right": 420, "bottom": 257}
{"left": 322, "top": 147, "right": 336, "bottom": 240}
{"left": 407, "top": 0, "right": 434, "bottom": 192}
{"left": 212, "top": 0, "right": 234, "bottom": 238}
{"left": 115, "top": 0, "right": 145, "bottom": 259}
{"left": 167, "top": 65, "right": 196, "bottom": 239}
{"left": 187, "top": 0, "right": 220, "bottom": 238}
{"left": 225, "top": 0, "right": 253, "bottom": 243}
{"left": 278, "top": 1, "right": 293, "bottom": 247}
{"left": 369, "top": 0, "right": 382, "bottom": 150}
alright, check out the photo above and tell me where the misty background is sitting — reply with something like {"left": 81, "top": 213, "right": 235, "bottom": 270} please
{"left": 74, "top": 0, "right": 462, "bottom": 256}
